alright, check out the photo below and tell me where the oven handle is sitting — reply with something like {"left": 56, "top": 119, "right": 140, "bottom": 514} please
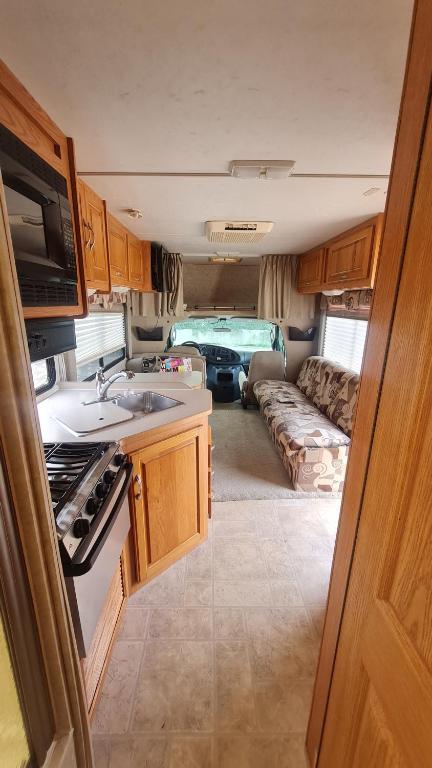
{"left": 63, "top": 461, "right": 133, "bottom": 577}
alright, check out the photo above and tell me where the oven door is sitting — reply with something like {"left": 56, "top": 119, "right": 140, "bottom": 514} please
{"left": 66, "top": 463, "right": 132, "bottom": 657}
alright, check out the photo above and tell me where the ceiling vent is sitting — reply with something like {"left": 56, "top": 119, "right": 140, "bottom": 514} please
{"left": 205, "top": 221, "right": 274, "bottom": 244}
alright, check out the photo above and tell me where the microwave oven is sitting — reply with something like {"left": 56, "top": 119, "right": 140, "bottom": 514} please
{"left": 0, "top": 123, "right": 78, "bottom": 308}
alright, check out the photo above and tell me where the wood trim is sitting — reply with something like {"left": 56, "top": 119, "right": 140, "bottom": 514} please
{"left": 0, "top": 455, "right": 53, "bottom": 765}
{"left": 307, "top": 1, "right": 432, "bottom": 764}
{"left": 0, "top": 173, "right": 92, "bottom": 765}
{"left": 0, "top": 58, "right": 68, "bottom": 177}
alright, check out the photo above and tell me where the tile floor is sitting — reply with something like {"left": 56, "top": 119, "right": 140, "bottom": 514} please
{"left": 92, "top": 497, "right": 340, "bottom": 767}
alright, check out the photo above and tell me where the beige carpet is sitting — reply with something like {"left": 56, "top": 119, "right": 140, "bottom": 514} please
{"left": 209, "top": 402, "right": 341, "bottom": 501}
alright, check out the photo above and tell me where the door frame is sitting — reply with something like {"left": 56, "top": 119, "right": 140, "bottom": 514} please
{"left": 0, "top": 176, "right": 93, "bottom": 766}
{"left": 306, "top": 1, "right": 432, "bottom": 763}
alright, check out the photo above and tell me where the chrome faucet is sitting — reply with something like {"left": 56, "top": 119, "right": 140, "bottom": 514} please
{"left": 95, "top": 368, "right": 135, "bottom": 401}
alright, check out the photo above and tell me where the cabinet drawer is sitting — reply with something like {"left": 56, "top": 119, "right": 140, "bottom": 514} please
{"left": 325, "top": 225, "right": 374, "bottom": 286}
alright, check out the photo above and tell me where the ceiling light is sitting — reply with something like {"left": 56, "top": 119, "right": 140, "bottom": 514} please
{"left": 229, "top": 160, "right": 296, "bottom": 180}
{"left": 362, "top": 187, "right": 380, "bottom": 197}
{"left": 209, "top": 254, "right": 242, "bottom": 264}
{"left": 126, "top": 208, "right": 143, "bottom": 219}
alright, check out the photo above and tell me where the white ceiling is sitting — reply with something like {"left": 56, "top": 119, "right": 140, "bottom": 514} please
{"left": 0, "top": 0, "right": 413, "bottom": 260}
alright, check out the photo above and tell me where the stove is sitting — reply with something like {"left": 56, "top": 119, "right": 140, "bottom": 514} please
{"left": 43, "top": 441, "right": 133, "bottom": 656}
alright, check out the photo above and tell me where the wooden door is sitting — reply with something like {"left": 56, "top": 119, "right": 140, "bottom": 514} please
{"left": 77, "top": 178, "right": 93, "bottom": 283}
{"left": 130, "top": 426, "right": 208, "bottom": 585}
{"left": 141, "top": 240, "right": 152, "bottom": 291}
{"left": 84, "top": 184, "right": 110, "bottom": 291}
{"left": 297, "top": 247, "right": 325, "bottom": 292}
{"left": 319, "top": 101, "right": 432, "bottom": 767}
{"left": 325, "top": 224, "right": 374, "bottom": 286}
{"left": 127, "top": 233, "right": 144, "bottom": 288}
{"left": 107, "top": 214, "right": 129, "bottom": 285}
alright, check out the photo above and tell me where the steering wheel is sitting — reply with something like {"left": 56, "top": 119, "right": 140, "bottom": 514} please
{"left": 180, "top": 341, "right": 203, "bottom": 352}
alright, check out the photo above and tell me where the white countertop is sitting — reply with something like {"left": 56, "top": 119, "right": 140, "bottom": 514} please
{"left": 37, "top": 382, "right": 212, "bottom": 444}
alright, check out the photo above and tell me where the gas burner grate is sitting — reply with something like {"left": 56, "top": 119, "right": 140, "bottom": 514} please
{"left": 44, "top": 442, "right": 109, "bottom": 515}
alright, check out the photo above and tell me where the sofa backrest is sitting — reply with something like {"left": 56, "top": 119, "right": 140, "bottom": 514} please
{"left": 296, "top": 356, "right": 359, "bottom": 437}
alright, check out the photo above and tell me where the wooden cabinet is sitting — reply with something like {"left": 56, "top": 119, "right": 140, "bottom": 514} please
{"left": 325, "top": 224, "right": 374, "bottom": 286}
{"left": 127, "top": 232, "right": 144, "bottom": 288}
{"left": 297, "top": 215, "right": 383, "bottom": 294}
{"left": 297, "top": 247, "right": 325, "bottom": 292}
{"left": 77, "top": 179, "right": 110, "bottom": 292}
{"left": 82, "top": 562, "right": 124, "bottom": 713}
{"left": 141, "top": 240, "right": 152, "bottom": 292}
{"left": 107, "top": 214, "right": 129, "bottom": 285}
{"left": 128, "top": 423, "right": 208, "bottom": 586}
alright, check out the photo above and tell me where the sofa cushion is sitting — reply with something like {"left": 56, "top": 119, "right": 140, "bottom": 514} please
{"left": 296, "top": 356, "right": 359, "bottom": 437}
{"left": 260, "top": 399, "right": 351, "bottom": 452}
{"left": 253, "top": 379, "right": 309, "bottom": 410}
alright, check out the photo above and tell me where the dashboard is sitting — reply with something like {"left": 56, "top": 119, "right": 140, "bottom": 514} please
{"left": 179, "top": 342, "right": 252, "bottom": 367}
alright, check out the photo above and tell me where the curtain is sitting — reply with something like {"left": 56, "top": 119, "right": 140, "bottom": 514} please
{"left": 258, "top": 254, "right": 295, "bottom": 320}
{"left": 133, "top": 253, "right": 184, "bottom": 318}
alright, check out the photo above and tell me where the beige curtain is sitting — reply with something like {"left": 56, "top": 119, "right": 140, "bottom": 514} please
{"left": 258, "top": 254, "right": 293, "bottom": 319}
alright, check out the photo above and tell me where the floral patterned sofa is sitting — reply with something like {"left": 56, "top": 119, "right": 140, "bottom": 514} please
{"left": 253, "top": 356, "right": 359, "bottom": 493}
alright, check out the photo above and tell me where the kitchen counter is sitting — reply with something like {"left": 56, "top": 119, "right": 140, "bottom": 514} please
{"left": 37, "top": 381, "right": 212, "bottom": 444}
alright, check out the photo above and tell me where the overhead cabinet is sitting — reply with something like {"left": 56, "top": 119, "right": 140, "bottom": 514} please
{"left": 108, "top": 214, "right": 153, "bottom": 291}
{"left": 107, "top": 214, "right": 129, "bottom": 285}
{"left": 297, "top": 247, "right": 325, "bottom": 293}
{"left": 77, "top": 179, "right": 111, "bottom": 292}
{"left": 297, "top": 215, "right": 383, "bottom": 294}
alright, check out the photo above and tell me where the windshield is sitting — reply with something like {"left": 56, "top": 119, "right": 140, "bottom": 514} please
{"left": 169, "top": 317, "right": 278, "bottom": 353}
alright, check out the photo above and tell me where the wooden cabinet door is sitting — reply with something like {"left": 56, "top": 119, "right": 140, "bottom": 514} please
{"left": 77, "top": 178, "right": 93, "bottom": 284}
{"left": 319, "top": 99, "right": 432, "bottom": 768}
{"left": 127, "top": 233, "right": 144, "bottom": 288}
{"left": 107, "top": 214, "right": 128, "bottom": 285}
{"left": 325, "top": 224, "right": 374, "bottom": 286}
{"left": 131, "top": 426, "right": 208, "bottom": 585}
{"left": 141, "top": 240, "right": 152, "bottom": 292}
{"left": 297, "top": 247, "right": 325, "bottom": 292}
{"left": 85, "top": 184, "right": 110, "bottom": 292}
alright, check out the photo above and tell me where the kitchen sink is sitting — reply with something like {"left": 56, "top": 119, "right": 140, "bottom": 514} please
{"left": 112, "top": 391, "right": 184, "bottom": 415}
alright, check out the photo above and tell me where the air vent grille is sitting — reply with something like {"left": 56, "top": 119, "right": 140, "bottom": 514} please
{"left": 20, "top": 280, "right": 78, "bottom": 307}
{"left": 205, "top": 220, "right": 274, "bottom": 244}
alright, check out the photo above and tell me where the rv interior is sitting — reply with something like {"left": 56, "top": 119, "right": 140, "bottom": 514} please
{"left": 1, "top": 1, "right": 431, "bottom": 767}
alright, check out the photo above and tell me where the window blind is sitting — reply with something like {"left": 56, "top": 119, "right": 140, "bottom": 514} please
{"left": 74, "top": 312, "right": 126, "bottom": 366}
{"left": 322, "top": 315, "right": 367, "bottom": 374}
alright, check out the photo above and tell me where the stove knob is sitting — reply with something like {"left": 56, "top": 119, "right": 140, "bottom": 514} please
{"left": 113, "top": 453, "right": 126, "bottom": 467}
{"left": 73, "top": 518, "right": 90, "bottom": 538}
{"left": 103, "top": 469, "right": 116, "bottom": 485}
{"left": 86, "top": 496, "right": 99, "bottom": 516}
{"left": 95, "top": 482, "right": 109, "bottom": 499}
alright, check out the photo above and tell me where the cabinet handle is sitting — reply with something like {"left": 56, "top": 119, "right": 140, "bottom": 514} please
{"left": 82, "top": 219, "right": 92, "bottom": 249}
{"left": 134, "top": 473, "right": 142, "bottom": 500}
{"left": 87, "top": 222, "right": 96, "bottom": 252}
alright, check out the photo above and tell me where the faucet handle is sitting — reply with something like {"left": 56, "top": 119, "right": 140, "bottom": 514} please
{"left": 95, "top": 367, "right": 106, "bottom": 383}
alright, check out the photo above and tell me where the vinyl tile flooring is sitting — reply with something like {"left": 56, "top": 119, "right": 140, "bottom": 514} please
{"left": 92, "top": 497, "right": 340, "bottom": 767}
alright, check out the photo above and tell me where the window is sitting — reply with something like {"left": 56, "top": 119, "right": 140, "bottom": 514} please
{"left": 74, "top": 311, "right": 126, "bottom": 381}
{"left": 322, "top": 315, "right": 368, "bottom": 373}
{"left": 169, "top": 317, "right": 280, "bottom": 352}
{"left": 31, "top": 357, "right": 56, "bottom": 395}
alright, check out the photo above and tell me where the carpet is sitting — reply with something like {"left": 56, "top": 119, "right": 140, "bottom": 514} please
{"left": 209, "top": 402, "right": 341, "bottom": 502}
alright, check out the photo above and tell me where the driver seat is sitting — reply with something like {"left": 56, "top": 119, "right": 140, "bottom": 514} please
{"left": 240, "top": 351, "right": 285, "bottom": 408}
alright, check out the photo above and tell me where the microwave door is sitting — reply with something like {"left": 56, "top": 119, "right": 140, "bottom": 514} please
{"left": 3, "top": 177, "right": 67, "bottom": 281}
